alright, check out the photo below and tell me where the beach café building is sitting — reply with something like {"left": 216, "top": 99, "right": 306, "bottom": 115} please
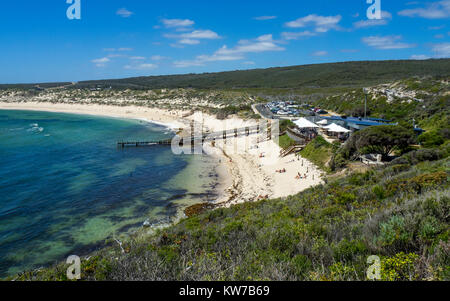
{"left": 319, "top": 116, "right": 425, "bottom": 135}
{"left": 320, "top": 116, "right": 394, "bottom": 132}
{"left": 292, "top": 118, "right": 320, "bottom": 141}
{"left": 322, "top": 123, "right": 351, "bottom": 140}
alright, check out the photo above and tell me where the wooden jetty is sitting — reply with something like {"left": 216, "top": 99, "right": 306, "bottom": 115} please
{"left": 118, "top": 122, "right": 274, "bottom": 148}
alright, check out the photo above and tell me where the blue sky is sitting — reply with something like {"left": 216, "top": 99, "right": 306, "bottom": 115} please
{"left": 0, "top": 0, "right": 449, "bottom": 83}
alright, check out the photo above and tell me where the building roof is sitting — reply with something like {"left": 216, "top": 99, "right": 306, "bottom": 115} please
{"left": 324, "top": 123, "right": 351, "bottom": 133}
{"left": 294, "top": 118, "right": 319, "bottom": 128}
{"left": 323, "top": 116, "right": 393, "bottom": 126}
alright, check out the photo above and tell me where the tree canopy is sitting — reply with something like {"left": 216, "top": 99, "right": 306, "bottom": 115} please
{"left": 346, "top": 125, "right": 416, "bottom": 159}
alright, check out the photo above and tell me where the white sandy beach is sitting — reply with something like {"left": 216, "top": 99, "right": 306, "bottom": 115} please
{"left": 0, "top": 101, "right": 324, "bottom": 207}
{"left": 0, "top": 102, "right": 188, "bottom": 130}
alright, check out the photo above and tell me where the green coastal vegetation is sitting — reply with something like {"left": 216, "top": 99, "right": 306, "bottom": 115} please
{"left": 299, "top": 136, "right": 335, "bottom": 172}
{"left": 2, "top": 59, "right": 445, "bottom": 91}
{"left": 2, "top": 59, "right": 449, "bottom": 281}
{"left": 10, "top": 150, "right": 449, "bottom": 281}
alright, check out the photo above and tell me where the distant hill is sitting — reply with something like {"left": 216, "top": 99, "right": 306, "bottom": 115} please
{"left": 1, "top": 59, "right": 449, "bottom": 90}
{"left": 72, "top": 59, "right": 450, "bottom": 90}
{"left": 0, "top": 82, "right": 73, "bottom": 90}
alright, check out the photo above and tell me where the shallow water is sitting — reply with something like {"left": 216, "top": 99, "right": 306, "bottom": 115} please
{"left": 0, "top": 110, "right": 219, "bottom": 277}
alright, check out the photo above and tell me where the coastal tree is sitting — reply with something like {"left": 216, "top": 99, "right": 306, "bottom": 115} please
{"left": 346, "top": 125, "right": 416, "bottom": 159}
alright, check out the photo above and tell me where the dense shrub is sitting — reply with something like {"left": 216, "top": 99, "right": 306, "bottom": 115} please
{"left": 418, "top": 130, "right": 445, "bottom": 148}
{"left": 10, "top": 157, "right": 449, "bottom": 281}
{"left": 391, "top": 148, "right": 445, "bottom": 166}
{"left": 381, "top": 253, "right": 419, "bottom": 281}
{"left": 346, "top": 125, "right": 416, "bottom": 159}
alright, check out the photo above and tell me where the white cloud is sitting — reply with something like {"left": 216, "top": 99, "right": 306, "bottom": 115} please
{"left": 179, "top": 38, "right": 200, "bottom": 45}
{"left": 285, "top": 14, "right": 342, "bottom": 32}
{"left": 124, "top": 63, "right": 158, "bottom": 70}
{"left": 353, "top": 11, "right": 392, "bottom": 28}
{"left": 432, "top": 42, "right": 450, "bottom": 57}
{"left": 216, "top": 34, "right": 285, "bottom": 55}
{"left": 103, "top": 47, "right": 132, "bottom": 53}
{"left": 253, "top": 16, "right": 277, "bottom": 21}
{"left": 410, "top": 54, "right": 431, "bottom": 60}
{"left": 107, "top": 54, "right": 126, "bottom": 58}
{"left": 130, "top": 56, "right": 146, "bottom": 60}
{"left": 398, "top": 0, "right": 450, "bottom": 19}
{"left": 165, "top": 30, "right": 221, "bottom": 46}
{"left": 161, "top": 19, "right": 195, "bottom": 28}
{"left": 362, "top": 35, "right": 416, "bottom": 49}
{"left": 116, "top": 8, "right": 133, "bottom": 18}
{"left": 312, "top": 50, "right": 328, "bottom": 56}
{"left": 242, "top": 61, "right": 256, "bottom": 65}
{"left": 180, "top": 30, "right": 220, "bottom": 39}
{"left": 170, "top": 43, "right": 185, "bottom": 49}
{"left": 173, "top": 34, "right": 284, "bottom": 68}
{"left": 92, "top": 57, "right": 110, "bottom": 63}
{"left": 281, "top": 31, "right": 317, "bottom": 40}
{"left": 91, "top": 57, "right": 110, "bottom": 67}
{"left": 151, "top": 55, "right": 167, "bottom": 61}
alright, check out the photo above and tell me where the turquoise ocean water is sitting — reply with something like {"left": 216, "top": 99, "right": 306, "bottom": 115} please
{"left": 0, "top": 110, "right": 219, "bottom": 277}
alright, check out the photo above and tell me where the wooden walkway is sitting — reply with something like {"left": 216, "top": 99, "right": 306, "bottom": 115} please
{"left": 279, "top": 145, "right": 305, "bottom": 158}
{"left": 118, "top": 123, "right": 273, "bottom": 148}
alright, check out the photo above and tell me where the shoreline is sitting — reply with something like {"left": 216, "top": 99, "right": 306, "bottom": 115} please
{"left": 0, "top": 101, "right": 325, "bottom": 208}
{"left": 0, "top": 102, "right": 187, "bottom": 131}
{"left": 0, "top": 101, "right": 234, "bottom": 213}
{"left": 0, "top": 101, "right": 325, "bottom": 277}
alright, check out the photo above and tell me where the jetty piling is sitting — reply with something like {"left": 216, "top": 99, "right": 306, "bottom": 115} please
{"left": 117, "top": 124, "right": 272, "bottom": 148}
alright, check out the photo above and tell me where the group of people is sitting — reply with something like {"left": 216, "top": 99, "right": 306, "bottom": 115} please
{"left": 276, "top": 168, "right": 287, "bottom": 173}
{"left": 295, "top": 172, "right": 308, "bottom": 180}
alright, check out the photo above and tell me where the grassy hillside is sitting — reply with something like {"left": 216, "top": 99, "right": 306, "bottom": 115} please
{"left": 299, "top": 136, "right": 336, "bottom": 171}
{"left": 10, "top": 148, "right": 449, "bottom": 281}
{"left": 313, "top": 77, "right": 449, "bottom": 132}
{"left": 2, "top": 59, "right": 449, "bottom": 91}
{"left": 74, "top": 59, "right": 450, "bottom": 90}
{"left": 3, "top": 59, "right": 449, "bottom": 282}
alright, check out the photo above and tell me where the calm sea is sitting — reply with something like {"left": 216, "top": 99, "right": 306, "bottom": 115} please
{"left": 0, "top": 110, "right": 219, "bottom": 277}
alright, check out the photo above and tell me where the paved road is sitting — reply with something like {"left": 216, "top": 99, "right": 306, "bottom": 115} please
{"left": 252, "top": 103, "right": 275, "bottom": 119}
